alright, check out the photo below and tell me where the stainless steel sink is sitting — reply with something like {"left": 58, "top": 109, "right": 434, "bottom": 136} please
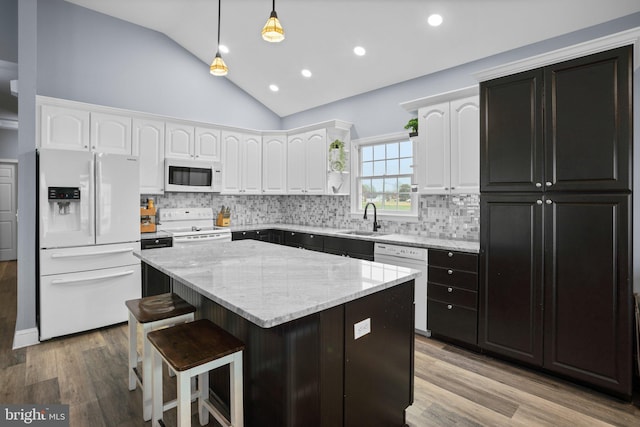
{"left": 339, "top": 230, "right": 388, "bottom": 237}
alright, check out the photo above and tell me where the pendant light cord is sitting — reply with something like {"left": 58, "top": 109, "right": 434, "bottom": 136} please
{"left": 272, "top": 0, "right": 276, "bottom": 13}
{"left": 217, "top": 0, "right": 221, "bottom": 53}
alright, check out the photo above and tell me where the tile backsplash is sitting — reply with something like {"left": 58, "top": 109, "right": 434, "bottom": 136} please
{"left": 143, "top": 193, "right": 479, "bottom": 241}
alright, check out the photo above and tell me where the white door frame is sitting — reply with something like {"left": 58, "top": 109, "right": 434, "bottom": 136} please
{"left": 0, "top": 159, "right": 18, "bottom": 261}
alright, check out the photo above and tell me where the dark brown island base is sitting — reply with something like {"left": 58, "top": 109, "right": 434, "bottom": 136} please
{"left": 136, "top": 240, "right": 419, "bottom": 427}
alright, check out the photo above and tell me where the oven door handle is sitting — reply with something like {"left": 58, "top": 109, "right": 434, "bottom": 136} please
{"left": 173, "top": 234, "right": 230, "bottom": 243}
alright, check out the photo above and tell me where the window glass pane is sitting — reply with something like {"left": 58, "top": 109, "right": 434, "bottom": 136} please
{"left": 373, "top": 144, "right": 385, "bottom": 160}
{"left": 384, "top": 177, "right": 397, "bottom": 193}
{"left": 399, "top": 140, "right": 412, "bottom": 157}
{"left": 398, "top": 176, "right": 411, "bottom": 191}
{"left": 373, "top": 160, "right": 385, "bottom": 176}
{"left": 371, "top": 178, "right": 383, "bottom": 193}
{"left": 386, "top": 159, "right": 399, "bottom": 175}
{"left": 387, "top": 142, "right": 399, "bottom": 159}
{"left": 399, "top": 158, "right": 412, "bottom": 174}
{"left": 362, "top": 161, "right": 373, "bottom": 176}
{"left": 362, "top": 146, "right": 373, "bottom": 162}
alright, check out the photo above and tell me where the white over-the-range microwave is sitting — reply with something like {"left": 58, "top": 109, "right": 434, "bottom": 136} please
{"left": 164, "top": 157, "right": 222, "bottom": 192}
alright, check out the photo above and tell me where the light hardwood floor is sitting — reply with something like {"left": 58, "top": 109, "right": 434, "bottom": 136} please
{"left": 1, "top": 261, "right": 639, "bottom": 426}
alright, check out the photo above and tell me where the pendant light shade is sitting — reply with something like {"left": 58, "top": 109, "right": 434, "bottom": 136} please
{"left": 210, "top": 52, "right": 228, "bottom": 76}
{"left": 262, "top": 0, "right": 285, "bottom": 42}
{"left": 210, "top": 0, "right": 228, "bottom": 76}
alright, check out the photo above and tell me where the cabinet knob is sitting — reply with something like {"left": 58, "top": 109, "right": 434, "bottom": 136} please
{"left": 545, "top": 181, "right": 552, "bottom": 187}
{"left": 535, "top": 182, "right": 542, "bottom": 188}
{"left": 451, "top": 187, "right": 456, "bottom": 190}
{"left": 536, "top": 200, "right": 543, "bottom": 205}
{"left": 447, "top": 287, "right": 453, "bottom": 293}
{"left": 447, "top": 269, "right": 453, "bottom": 275}
{"left": 447, "top": 252, "right": 453, "bottom": 257}
{"left": 546, "top": 199, "right": 552, "bottom": 205}
{"left": 447, "top": 304, "right": 453, "bottom": 310}
{"left": 243, "top": 231, "right": 247, "bottom": 235}
{"left": 310, "top": 235, "right": 314, "bottom": 238}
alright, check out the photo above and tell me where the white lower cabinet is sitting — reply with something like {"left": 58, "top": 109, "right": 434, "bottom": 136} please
{"left": 287, "top": 128, "right": 327, "bottom": 194}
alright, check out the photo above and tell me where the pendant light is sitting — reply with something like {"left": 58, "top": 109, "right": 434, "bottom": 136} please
{"left": 210, "top": 0, "right": 228, "bottom": 76}
{"left": 261, "top": 0, "right": 285, "bottom": 43}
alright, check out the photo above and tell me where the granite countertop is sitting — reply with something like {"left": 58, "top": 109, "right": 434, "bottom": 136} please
{"left": 134, "top": 240, "right": 420, "bottom": 328}
{"left": 229, "top": 223, "right": 480, "bottom": 253}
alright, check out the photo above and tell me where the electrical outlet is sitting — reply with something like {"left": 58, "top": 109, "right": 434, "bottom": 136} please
{"left": 354, "top": 318, "right": 371, "bottom": 340}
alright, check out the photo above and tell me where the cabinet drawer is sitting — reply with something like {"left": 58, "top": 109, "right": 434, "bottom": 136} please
{"left": 429, "top": 249, "right": 478, "bottom": 272}
{"left": 427, "top": 299, "right": 477, "bottom": 345}
{"left": 428, "top": 283, "right": 477, "bottom": 309}
{"left": 428, "top": 266, "right": 478, "bottom": 290}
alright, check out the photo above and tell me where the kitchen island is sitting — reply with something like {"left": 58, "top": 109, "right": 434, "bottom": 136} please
{"left": 135, "top": 240, "right": 420, "bottom": 427}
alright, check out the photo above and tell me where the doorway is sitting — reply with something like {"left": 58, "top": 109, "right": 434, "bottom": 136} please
{"left": 0, "top": 160, "right": 17, "bottom": 261}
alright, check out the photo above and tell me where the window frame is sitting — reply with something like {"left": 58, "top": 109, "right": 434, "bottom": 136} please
{"left": 350, "top": 131, "right": 418, "bottom": 221}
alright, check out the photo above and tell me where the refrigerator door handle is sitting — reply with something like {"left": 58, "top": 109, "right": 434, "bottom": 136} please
{"left": 89, "top": 158, "right": 96, "bottom": 239}
{"left": 50, "top": 248, "right": 134, "bottom": 259}
{"left": 95, "top": 158, "right": 102, "bottom": 237}
{"left": 50, "top": 269, "right": 136, "bottom": 285}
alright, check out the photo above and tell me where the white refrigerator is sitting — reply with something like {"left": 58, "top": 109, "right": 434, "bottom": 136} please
{"left": 38, "top": 149, "right": 141, "bottom": 340}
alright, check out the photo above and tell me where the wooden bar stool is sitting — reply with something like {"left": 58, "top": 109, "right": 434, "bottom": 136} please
{"left": 126, "top": 293, "right": 196, "bottom": 421}
{"left": 147, "top": 319, "right": 245, "bottom": 427}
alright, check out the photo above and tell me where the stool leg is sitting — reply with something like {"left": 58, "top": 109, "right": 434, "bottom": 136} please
{"left": 177, "top": 371, "right": 192, "bottom": 427}
{"left": 127, "top": 311, "right": 137, "bottom": 391}
{"left": 151, "top": 349, "right": 164, "bottom": 427}
{"left": 142, "top": 324, "right": 153, "bottom": 421}
{"left": 230, "top": 352, "right": 244, "bottom": 427}
{"left": 198, "top": 372, "right": 209, "bottom": 425}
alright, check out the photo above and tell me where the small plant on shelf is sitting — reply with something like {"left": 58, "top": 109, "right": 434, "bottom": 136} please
{"left": 404, "top": 118, "right": 418, "bottom": 137}
{"left": 329, "top": 139, "right": 346, "bottom": 172}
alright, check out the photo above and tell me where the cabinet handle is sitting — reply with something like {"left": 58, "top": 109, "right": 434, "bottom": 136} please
{"left": 451, "top": 187, "right": 456, "bottom": 190}
{"left": 447, "top": 304, "right": 453, "bottom": 310}
{"left": 535, "top": 182, "right": 542, "bottom": 188}
{"left": 447, "top": 269, "right": 453, "bottom": 275}
{"left": 447, "top": 252, "right": 453, "bottom": 258}
{"left": 536, "top": 200, "right": 543, "bottom": 205}
{"left": 546, "top": 199, "right": 552, "bottom": 205}
{"left": 545, "top": 181, "right": 552, "bottom": 187}
{"left": 444, "top": 187, "right": 449, "bottom": 190}
{"left": 447, "top": 287, "right": 453, "bottom": 293}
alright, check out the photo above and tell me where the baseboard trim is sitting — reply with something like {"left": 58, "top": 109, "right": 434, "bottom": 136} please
{"left": 13, "top": 327, "right": 40, "bottom": 349}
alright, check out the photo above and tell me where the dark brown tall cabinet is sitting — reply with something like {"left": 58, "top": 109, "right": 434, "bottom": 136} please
{"left": 479, "top": 45, "right": 633, "bottom": 398}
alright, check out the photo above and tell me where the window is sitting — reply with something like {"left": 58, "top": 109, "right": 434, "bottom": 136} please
{"left": 352, "top": 133, "right": 416, "bottom": 217}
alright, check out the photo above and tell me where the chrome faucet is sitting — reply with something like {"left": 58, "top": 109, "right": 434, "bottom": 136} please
{"left": 363, "top": 202, "right": 381, "bottom": 232}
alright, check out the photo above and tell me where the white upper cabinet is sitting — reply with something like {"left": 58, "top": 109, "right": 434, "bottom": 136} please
{"left": 416, "top": 95, "right": 479, "bottom": 194}
{"left": 90, "top": 112, "right": 132, "bottom": 154}
{"left": 221, "top": 131, "right": 262, "bottom": 194}
{"left": 40, "top": 105, "right": 91, "bottom": 151}
{"left": 450, "top": 97, "right": 480, "bottom": 194}
{"left": 287, "top": 128, "right": 327, "bottom": 194}
{"left": 194, "top": 126, "right": 221, "bottom": 161}
{"left": 165, "top": 122, "right": 195, "bottom": 159}
{"left": 132, "top": 118, "right": 165, "bottom": 194}
{"left": 262, "top": 134, "right": 287, "bottom": 194}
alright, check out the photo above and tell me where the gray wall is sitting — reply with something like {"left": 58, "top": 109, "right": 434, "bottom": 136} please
{"left": 36, "top": 0, "right": 281, "bottom": 130}
{"left": 0, "top": 128, "right": 18, "bottom": 159}
{"left": 0, "top": 0, "right": 18, "bottom": 63}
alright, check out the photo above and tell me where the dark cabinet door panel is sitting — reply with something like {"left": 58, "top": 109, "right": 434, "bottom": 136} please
{"left": 480, "top": 69, "right": 544, "bottom": 192}
{"left": 544, "top": 46, "right": 632, "bottom": 192}
{"left": 427, "top": 299, "right": 477, "bottom": 345}
{"left": 543, "top": 193, "right": 632, "bottom": 396}
{"left": 428, "top": 282, "right": 477, "bottom": 309}
{"left": 428, "top": 266, "right": 477, "bottom": 291}
{"left": 429, "top": 249, "right": 478, "bottom": 272}
{"left": 479, "top": 194, "right": 544, "bottom": 366}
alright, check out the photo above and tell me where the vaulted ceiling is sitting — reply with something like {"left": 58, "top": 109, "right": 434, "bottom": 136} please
{"left": 61, "top": 1, "right": 640, "bottom": 116}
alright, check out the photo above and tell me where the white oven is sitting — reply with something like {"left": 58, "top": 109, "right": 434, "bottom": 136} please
{"left": 157, "top": 208, "right": 231, "bottom": 246}
{"left": 164, "top": 158, "right": 222, "bottom": 192}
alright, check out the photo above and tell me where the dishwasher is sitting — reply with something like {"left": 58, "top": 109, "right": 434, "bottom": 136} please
{"left": 374, "top": 243, "right": 429, "bottom": 336}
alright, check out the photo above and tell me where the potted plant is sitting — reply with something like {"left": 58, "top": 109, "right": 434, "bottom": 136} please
{"left": 404, "top": 118, "right": 418, "bottom": 137}
{"left": 328, "top": 139, "right": 346, "bottom": 172}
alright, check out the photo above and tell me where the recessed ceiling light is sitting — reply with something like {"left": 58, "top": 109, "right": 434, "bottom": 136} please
{"left": 353, "top": 46, "right": 366, "bottom": 56}
{"left": 269, "top": 84, "right": 279, "bottom": 92}
{"left": 301, "top": 69, "right": 312, "bottom": 78}
{"left": 428, "top": 14, "right": 443, "bottom": 27}
{"left": 219, "top": 44, "right": 229, "bottom": 54}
